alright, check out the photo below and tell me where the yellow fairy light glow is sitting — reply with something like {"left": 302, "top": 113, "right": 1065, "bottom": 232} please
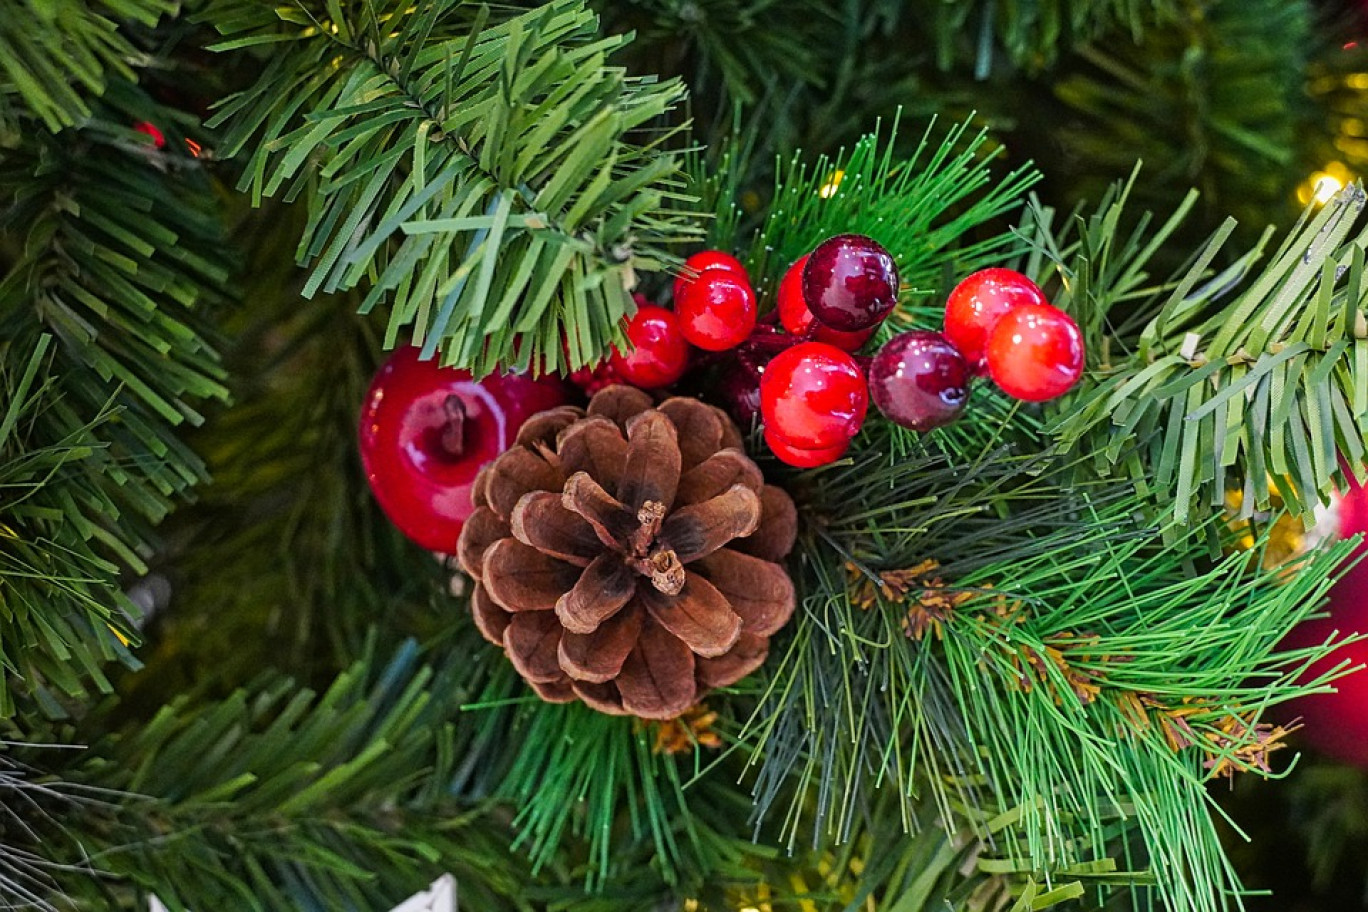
{"left": 1298, "top": 162, "right": 1355, "bottom": 206}
{"left": 818, "top": 170, "right": 845, "bottom": 198}
{"left": 1347, "top": 73, "right": 1368, "bottom": 90}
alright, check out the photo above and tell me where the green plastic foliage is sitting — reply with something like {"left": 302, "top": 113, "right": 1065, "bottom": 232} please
{"left": 1050, "top": 0, "right": 1308, "bottom": 238}
{"left": 0, "top": 88, "right": 229, "bottom": 717}
{"left": 206, "top": 0, "right": 698, "bottom": 376}
{"left": 723, "top": 117, "right": 1039, "bottom": 304}
{"left": 0, "top": 0, "right": 176, "bottom": 135}
{"left": 1045, "top": 179, "right": 1368, "bottom": 523}
{"left": 739, "top": 431, "right": 1357, "bottom": 912}
{"left": 931, "top": 0, "right": 1180, "bottom": 74}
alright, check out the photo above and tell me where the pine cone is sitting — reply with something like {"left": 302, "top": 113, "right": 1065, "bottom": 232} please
{"left": 457, "top": 386, "right": 798, "bottom": 719}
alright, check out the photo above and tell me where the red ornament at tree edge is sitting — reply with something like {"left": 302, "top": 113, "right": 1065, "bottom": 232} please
{"left": 673, "top": 249, "right": 747, "bottom": 304}
{"left": 985, "top": 303, "right": 1084, "bottom": 402}
{"left": 359, "top": 346, "right": 569, "bottom": 552}
{"left": 1281, "top": 476, "right": 1368, "bottom": 767}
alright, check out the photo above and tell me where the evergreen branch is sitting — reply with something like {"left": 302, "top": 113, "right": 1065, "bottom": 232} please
{"left": 1049, "top": 0, "right": 1309, "bottom": 241}
{"left": 32, "top": 641, "right": 535, "bottom": 911}
{"left": 1044, "top": 180, "right": 1368, "bottom": 523}
{"left": 727, "top": 409, "right": 1357, "bottom": 912}
{"left": 0, "top": 337, "right": 143, "bottom": 718}
{"left": 726, "top": 116, "right": 1039, "bottom": 307}
{"left": 0, "top": 0, "right": 175, "bottom": 134}
{"left": 928, "top": 0, "right": 1180, "bottom": 74}
{"left": 204, "top": 0, "right": 700, "bottom": 376}
{"left": 0, "top": 80, "right": 232, "bottom": 568}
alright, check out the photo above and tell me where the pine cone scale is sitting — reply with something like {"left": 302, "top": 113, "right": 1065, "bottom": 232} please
{"left": 556, "top": 417, "right": 628, "bottom": 490}
{"left": 694, "top": 549, "right": 796, "bottom": 637}
{"left": 658, "top": 397, "right": 725, "bottom": 470}
{"left": 505, "top": 612, "right": 566, "bottom": 683}
{"left": 659, "top": 484, "right": 761, "bottom": 563}
{"left": 554, "top": 552, "right": 636, "bottom": 634}
{"left": 617, "top": 617, "right": 697, "bottom": 719}
{"left": 642, "top": 576, "right": 742, "bottom": 658}
{"left": 483, "top": 539, "right": 580, "bottom": 611}
{"left": 558, "top": 604, "right": 643, "bottom": 683}
{"left": 617, "top": 410, "right": 681, "bottom": 511}
{"left": 458, "top": 506, "right": 510, "bottom": 579}
{"left": 563, "top": 472, "right": 639, "bottom": 549}
{"left": 676, "top": 449, "right": 764, "bottom": 505}
{"left": 696, "top": 632, "right": 768, "bottom": 689}
{"left": 509, "top": 491, "right": 600, "bottom": 566}
{"left": 486, "top": 447, "right": 563, "bottom": 519}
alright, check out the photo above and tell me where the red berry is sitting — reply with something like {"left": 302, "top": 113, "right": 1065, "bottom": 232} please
{"left": 801, "top": 234, "right": 899, "bottom": 332}
{"left": 777, "top": 255, "right": 875, "bottom": 351}
{"left": 869, "top": 331, "right": 970, "bottom": 431}
{"left": 358, "top": 347, "right": 569, "bottom": 551}
{"left": 759, "top": 341, "right": 868, "bottom": 451}
{"left": 673, "top": 250, "right": 747, "bottom": 304}
{"left": 677, "top": 271, "right": 757, "bottom": 352}
{"left": 943, "top": 268, "right": 1049, "bottom": 374}
{"left": 134, "top": 120, "right": 166, "bottom": 149}
{"left": 610, "top": 304, "right": 690, "bottom": 389}
{"left": 985, "top": 304, "right": 1085, "bottom": 402}
{"left": 763, "top": 425, "right": 848, "bottom": 468}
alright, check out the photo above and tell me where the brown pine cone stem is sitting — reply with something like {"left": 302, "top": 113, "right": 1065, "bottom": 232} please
{"left": 457, "top": 387, "right": 798, "bottom": 720}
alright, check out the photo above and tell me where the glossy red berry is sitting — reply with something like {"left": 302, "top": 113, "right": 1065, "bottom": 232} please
{"left": 609, "top": 304, "right": 690, "bottom": 389}
{"left": 943, "top": 268, "right": 1049, "bottom": 374}
{"left": 673, "top": 250, "right": 747, "bottom": 304}
{"left": 985, "top": 304, "right": 1085, "bottom": 402}
{"left": 759, "top": 341, "right": 868, "bottom": 451}
{"left": 801, "top": 234, "right": 899, "bottom": 332}
{"left": 777, "top": 255, "right": 875, "bottom": 351}
{"left": 869, "top": 331, "right": 970, "bottom": 431}
{"left": 677, "top": 270, "right": 757, "bottom": 352}
{"left": 763, "top": 425, "right": 849, "bottom": 468}
{"left": 359, "top": 347, "right": 569, "bottom": 551}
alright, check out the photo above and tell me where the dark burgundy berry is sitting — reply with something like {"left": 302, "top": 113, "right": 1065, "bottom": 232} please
{"left": 869, "top": 331, "right": 970, "bottom": 431}
{"left": 801, "top": 234, "right": 899, "bottom": 332}
{"left": 717, "top": 361, "right": 764, "bottom": 429}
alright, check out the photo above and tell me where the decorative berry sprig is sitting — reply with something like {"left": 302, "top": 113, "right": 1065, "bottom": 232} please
{"left": 360, "top": 248, "right": 1091, "bottom": 555}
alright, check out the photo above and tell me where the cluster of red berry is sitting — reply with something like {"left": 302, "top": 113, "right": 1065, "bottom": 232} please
{"left": 867, "top": 268, "right": 1086, "bottom": 435}
{"left": 571, "top": 239, "right": 1084, "bottom": 470}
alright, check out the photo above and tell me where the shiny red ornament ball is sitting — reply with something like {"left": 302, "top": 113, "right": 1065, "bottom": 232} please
{"left": 676, "top": 270, "right": 757, "bottom": 352}
{"left": 609, "top": 304, "right": 690, "bottom": 389}
{"left": 985, "top": 303, "right": 1085, "bottom": 402}
{"left": 673, "top": 249, "right": 747, "bottom": 304}
{"left": 777, "top": 255, "right": 875, "bottom": 351}
{"left": 359, "top": 346, "right": 569, "bottom": 551}
{"left": 1281, "top": 476, "right": 1368, "bottom": 767}
{"left": 944, "top": 268, "right": 1049, "bottom": 374}
{"left": 763, "top": 425, "right": 849, "bottom": 468}
{"left": 759, "top": 341, "right": 868, "bottom": 452}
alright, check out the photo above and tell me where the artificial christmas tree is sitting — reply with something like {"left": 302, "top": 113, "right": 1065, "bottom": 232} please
{"left": 4, "top": 1, "right": 1368, "bottom": 911}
